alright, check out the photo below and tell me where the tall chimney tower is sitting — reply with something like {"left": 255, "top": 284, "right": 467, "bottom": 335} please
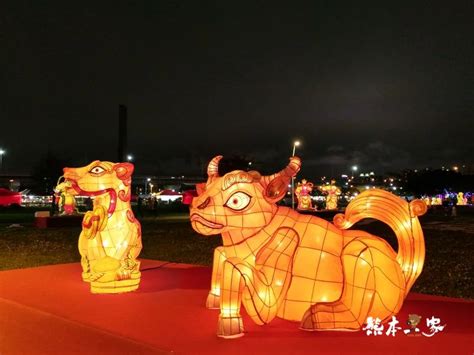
{"left": 118, "top": 104, "right": 127, "bottom": 162}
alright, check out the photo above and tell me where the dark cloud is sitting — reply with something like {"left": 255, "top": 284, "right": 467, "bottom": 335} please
{"left": 0, "top": 2, "right": 472, "bottom": 176}
{"left": 304, "top": 141, "right": 409, "bottom": 173}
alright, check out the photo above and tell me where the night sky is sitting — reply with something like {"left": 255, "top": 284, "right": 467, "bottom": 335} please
{"left": 1, "top": 2, "right": 473, "bottom": 177}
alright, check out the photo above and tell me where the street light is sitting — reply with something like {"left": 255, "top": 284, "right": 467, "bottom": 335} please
{"left": 291, "top": 140, "right": 301, "bottom": 209}
{"left": 145, "top": 178, "right": 151, "bottom": 194}
{"left": 292, "top": 141, "right": 300, "bottom": 157}
{"left": 127, "top": 154, "right": 133, "bottom": 162}
{"left": 352, "top": 165, "right": 358, "bottom": 172}
{"left": 0, "top": 149, "right": 5, "bottom": 172}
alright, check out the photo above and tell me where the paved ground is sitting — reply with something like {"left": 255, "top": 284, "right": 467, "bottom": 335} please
{"left": 1, "top": 260, "right": 473, "bottom": 354}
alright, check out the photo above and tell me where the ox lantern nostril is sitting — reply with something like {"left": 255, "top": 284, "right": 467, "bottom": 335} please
{"left": 198, "top": 197, "right": 211, "bottom": 209}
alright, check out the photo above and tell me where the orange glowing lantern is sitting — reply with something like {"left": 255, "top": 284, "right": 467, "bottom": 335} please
{"left": 59, "top": 161, "right": 142, "bottom": 294}
{"left": 190, "top": 156, "right": 426, "bottom": 338}
{"left": 319, "top": 179, "right": 341, "bottom": 210}
{"left": 295, "top": 179, "right": 314, "bottom": 210}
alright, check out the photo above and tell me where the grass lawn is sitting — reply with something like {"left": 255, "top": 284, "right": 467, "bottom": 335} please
{"left": 0, "top": 208, "right": 472, "bottom": 299}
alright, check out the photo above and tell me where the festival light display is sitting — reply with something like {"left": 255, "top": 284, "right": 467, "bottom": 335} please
{"left": 431, "top": 196, "right": 442, "bottom": 205}
{"left": 55, "top": 178, "right": 77, "bottom": 215}
{"left": 295, "top": 179, "right": 314, "bottom": 210}
{"left": 457, "top": 192, "right": 467, "bottom": 205}
{"left": 423, "top": 196, "right": 431, "bottom": 207}
{"left": 319, "top": 179, "right": 341, "bottom": 210}
{"left": 59, "top": 161, "right": 142, "bottom": 294}
{"left": 190, "top": 155, "right": 426, "bottom": 338}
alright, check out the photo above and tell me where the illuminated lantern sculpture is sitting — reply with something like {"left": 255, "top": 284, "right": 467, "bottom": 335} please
{"left": 55, "top": 178, "right": 78, "bottom": 215}
{"left": 59, "top": 161, "right": 142, "bottom": 294}
{"left": 319, "top": 179, "right": 341, "bottom": 210}
{"left": 295, "top": 179, "right": 314, "bottom": 210}
{"left": 431, "top": 196, "right": 442, "bottom": 205}
{"left": 423, "top": 196, "right": 431, "bottom": 207}
{"left": 190, "top": 156, "right": 426, "bottom": 338}
{"left": 457, "top": 192, "right": 467, "bottom": 205}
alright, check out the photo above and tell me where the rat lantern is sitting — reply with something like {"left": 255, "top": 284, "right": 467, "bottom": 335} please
{"left": 60, "top": 161, "right": 142, "bottom": 294}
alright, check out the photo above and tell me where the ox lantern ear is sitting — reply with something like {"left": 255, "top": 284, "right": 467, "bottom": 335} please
{"left": 264, "top": 177, "right": 289, "bottom": 203}
{"left": 196, "top": 183, "right": 206, "bottom": 196}
{"left": 261, "top": 156, "right": 300, "bottom": 203}
{"left": 114, "top": 163, "right": 134, "bottom": 181}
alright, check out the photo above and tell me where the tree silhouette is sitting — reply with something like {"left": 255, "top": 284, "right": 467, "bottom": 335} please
{"left": 31, "top": 152, "right": 70, "bottom": 194}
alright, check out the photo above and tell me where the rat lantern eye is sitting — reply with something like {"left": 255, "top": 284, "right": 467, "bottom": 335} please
{"left": 225, "top": 192, "right": 251, "bottom": 211}
{"left": 89, "top": 166, "right": 106, "bottom": 175}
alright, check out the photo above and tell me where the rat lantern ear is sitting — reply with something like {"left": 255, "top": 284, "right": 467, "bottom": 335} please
{"left": 114, "top": 163, "right": 134, "bottom": 183}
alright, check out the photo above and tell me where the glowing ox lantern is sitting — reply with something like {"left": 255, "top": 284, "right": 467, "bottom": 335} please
{"left": 60, "top": 161, "right": 142, "bottom": 294}
{"left": 295, "top": 179, "right": 314, "bottom": 210}
{"left": 319, "top": 179, "right": 341, "bottom": 210}
{"left": 190, "top": 156, "right": 426, "bottom": 339}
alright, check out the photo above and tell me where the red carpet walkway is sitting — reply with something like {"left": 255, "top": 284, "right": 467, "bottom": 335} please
{"left": 1, "top": 260, "right": 473, "bottom": 354}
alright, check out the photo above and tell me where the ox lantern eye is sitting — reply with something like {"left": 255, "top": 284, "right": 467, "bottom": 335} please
{"left": 89, "top": 166, "right": 106, "bottom": 175}
{"left": 225, "top": 192, "right": 251, "bottom": 211}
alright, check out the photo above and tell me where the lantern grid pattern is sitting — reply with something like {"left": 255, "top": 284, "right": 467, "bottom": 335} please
{"left": 191, "top": 156, "right": 426, "bottom": 338}
{"left": 60, "top": 161, "right": 142, "bottom": 294}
